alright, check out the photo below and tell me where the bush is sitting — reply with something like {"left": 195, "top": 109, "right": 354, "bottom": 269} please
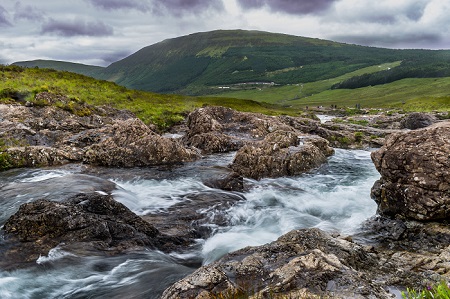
{"left": 402, "top": 281, "right": 450, "bottom": 299}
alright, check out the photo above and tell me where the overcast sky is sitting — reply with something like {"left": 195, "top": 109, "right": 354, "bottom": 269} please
{"left": 1, "top": 0, "right": 449, "bottom": 66}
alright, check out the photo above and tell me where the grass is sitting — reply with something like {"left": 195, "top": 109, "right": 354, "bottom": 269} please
{"left": 210, "top": 61, "right": 402, "bottom": 104}
{"left": 210, "top": 63, "right": 450, "bottom": 112}
{"left": 402, "top": 281, "right": 450, "bottom": 299}
{"left": 0, "top": 65, "right": 296, "bottom": 131}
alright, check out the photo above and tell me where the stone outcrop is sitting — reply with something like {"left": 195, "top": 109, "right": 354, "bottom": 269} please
{"left": 83, "top": 118, "right": 198, "bottom": 167}
{"left": 230, "top": 130, "right": 334, "bottom": 179}
{"left": 0, "top": 97, "right": 199, "bottom": 169}
{"left": 1, "top": 192, "right": 187, "bottom": 269}
{"left": 161, "top": 228, "right": 392, "bottom": 299}
{"left": 370, "top": 122, "right": 450, "bottom": 221}
{"left": 162, "top": 219, "right": 450, "bottom": 299}
{"left": 183, "top": 106, "right": 301, "bottom": 154}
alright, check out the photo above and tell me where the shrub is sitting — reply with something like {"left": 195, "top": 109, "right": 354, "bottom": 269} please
{"left": 402, "top": 281, "right": 450, "bottom": 299}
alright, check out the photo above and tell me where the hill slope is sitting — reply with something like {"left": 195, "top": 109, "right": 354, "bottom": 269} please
{"left": 94, "top": 30, "right": 450, "bottom": 95}
{"left": 13, "top": 60, "right": 104, "bottom": 78}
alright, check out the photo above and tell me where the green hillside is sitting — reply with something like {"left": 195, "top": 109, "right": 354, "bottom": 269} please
{"left": 14, "top": 60, "right": 104, "bottom": 78}
{"left": 93, "top": 30, "right": 450, "bottom": 95}
{"left": 213, "top": 63, "right": 450, "bottom": 112}
{"left": 0, "top": 65, "right": 294, "bottom": 130}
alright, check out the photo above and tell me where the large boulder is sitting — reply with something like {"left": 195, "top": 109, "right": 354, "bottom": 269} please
{"left": 370, "top": 122, "right": 450, "bottom": 221}
{"left": 83, "top": 118, "right": 199, "bottom": 167}
{"left": 1, "top": 193, "right": 186, "bottom": 269}
{"left": 400, "top": 112, "right": 437, "bottom": 130}
{"left": 161, "top": 228, "right": 392, "bottom": 299}
{"left": 230, "top": 130, "right": 334, "bottom": 179}
{"left": 183, "top": 106, "right": 296, "bottom": 154}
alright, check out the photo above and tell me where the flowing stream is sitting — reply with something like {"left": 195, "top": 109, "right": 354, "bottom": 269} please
{"left": 0, "top": 149, "right": 380, "bottom": 298}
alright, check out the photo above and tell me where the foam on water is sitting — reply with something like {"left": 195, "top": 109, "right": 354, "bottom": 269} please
{"left": 112, "top": 178, "right": 209, "bottom": 214}
{"left": 36, "top": 245, "right": 77, "bottom": 264}
{"left": 201, "top": 149, "right": 379, "bottom": 263}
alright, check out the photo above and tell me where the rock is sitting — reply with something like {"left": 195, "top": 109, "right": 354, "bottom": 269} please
{"left": 230, "top": 130, "right": 334, "bottom": 179}
{"left": 183, "top": 106, "right": 295, "bottom": 154}
{"left": 161, "top": 228, "right": 393, "bottom": 299}
{"left": 143, "top": 191, "right": 245, "bottom": 240}
{"left": 203, "top": 169, "right": 244, "bottom": 192}
{"left": 185, "top": 132, "right": 243, "bottom": 154}
{"left": 400, "top": 112, "right": 437, "bottom": 130}
{"left": 0, "top": 102, "right": 200, "bottom": 170}
{"left": 5, "top": 145, "right": 82, "bottom": 168}
{"left": 356, "top": 216, "right": 450, "bottom": 288}
{"left": 280, "top": 115, "right": 391, "bottom": 149}
{"left": 83, "top": 118, "right": 199, "bottom": 167}
{"left": 1, "top": 192, "right": 186, "bottom": 269}
{"left": 371, "top": 122, "right": 450, "bottom": 221}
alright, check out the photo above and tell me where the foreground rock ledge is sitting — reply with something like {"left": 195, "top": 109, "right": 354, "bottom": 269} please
{"left": 371, "top": 122, "right": 450, "bottom": 221}
{"left": 161, "top": 228, "right": 391, "bottom": 299}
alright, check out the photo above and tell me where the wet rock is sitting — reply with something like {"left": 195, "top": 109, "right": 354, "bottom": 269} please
{"left": 400, "top": 112, "right": 437, "bottom": 130}
{"left": 143, "top": 191, "right": 245, "bottom": 240}
{"left": 371, "top": 122, "right": 450, "bottom": 221}
{"left": 203, "top": 169, "right": 244, "bottom": 192}
{"left": 356, "top": 216, "right": 450, "bottom": 288}
{"left": 1, "top": 192, "right": 186, "bottom": 269}
{"left": 161, "top": 228, "right": 392, "bottom": 299}
{"left": 230, "top": 130, "right": 334, "bottom": 179}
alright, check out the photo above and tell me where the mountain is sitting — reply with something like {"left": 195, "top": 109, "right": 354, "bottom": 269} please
{"left": 13, "top": 60, "right": 104, "bottom": 78}
{"left": 13, "top": 30, "right": 450, "bottom": 97}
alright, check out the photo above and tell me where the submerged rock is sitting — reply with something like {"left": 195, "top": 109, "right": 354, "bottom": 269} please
{"left": 371, "top": 122, "right": 450, "bottom": 221}
{"left": 143, "top": 191, "right": 246, "bottom": 240}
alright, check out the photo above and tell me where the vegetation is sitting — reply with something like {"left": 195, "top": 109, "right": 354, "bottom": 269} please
{"left": 0, "top": 65, "right": 294, "bottom": 130}
{"left": 402, "top": 281, "right": 450, "bottom": 299}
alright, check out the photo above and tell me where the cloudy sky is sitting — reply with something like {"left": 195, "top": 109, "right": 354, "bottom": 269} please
{"left": 1, "top": 0, "right": 449, "bottom": 66}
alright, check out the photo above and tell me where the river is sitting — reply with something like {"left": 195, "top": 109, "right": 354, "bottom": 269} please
{"left": 0, "top": 148, "right": 379, "bottom": 298}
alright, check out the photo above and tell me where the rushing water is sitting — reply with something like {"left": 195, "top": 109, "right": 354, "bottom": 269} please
{"left": 0, "top": 149, "right": 379, "bottom": 298}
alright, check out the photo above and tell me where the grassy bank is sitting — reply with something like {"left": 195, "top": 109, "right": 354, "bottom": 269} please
{"left": 0, "top": 65, "right": 296, "bottom": 130}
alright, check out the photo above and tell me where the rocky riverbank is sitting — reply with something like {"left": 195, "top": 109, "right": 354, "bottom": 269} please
{"left": 1, "top": 94, "right": 449, "bottom": 298}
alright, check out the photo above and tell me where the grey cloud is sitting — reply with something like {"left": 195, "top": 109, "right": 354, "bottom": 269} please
{"left": 86, "top": 0, "right": 223, "bottom": 14}
{"left": 41, "top": 18, "right": 114, "bottom": 37}
{"left": 0, "top": 5, "right": 12, "bottom": 26}
{"left": 337, "top": 0, "right": 429, "bottom": 25}
{"left": 405, "top": 1, "right": 428, "bottom": 21}
{"left": 86, "top": 0, "right": 151, "bottom": 12}
{"left": 14, "top": 2, "right": 44, "bottom": 22}
{"left": 152, "top": 0, "right": 224, "bottom": 15}
{"left": 237, "top": 0, "right": 336, "bottom": 15}
{"left": 101, "top": 50, "right": 131, "bottom": 65}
